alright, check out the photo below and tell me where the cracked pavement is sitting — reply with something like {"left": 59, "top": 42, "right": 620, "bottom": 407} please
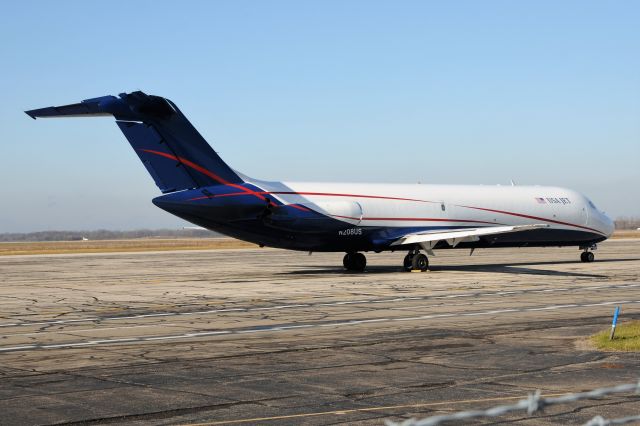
{"left": 0, "top": 239, "right": 639, "bottom": 425}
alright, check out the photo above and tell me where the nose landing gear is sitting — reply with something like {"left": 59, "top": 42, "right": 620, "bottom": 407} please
{"left": 580, "top": 244, "right": 596, "bottom": 262}
{"left": 403, "top": 248, "right": 429, "bottom": 272}
{"left": 343, "top": 252, "right": 367, "bottom": 272}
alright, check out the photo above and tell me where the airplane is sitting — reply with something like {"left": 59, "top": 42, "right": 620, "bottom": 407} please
{"left": 26, "top": 91, "right": 614, "bottom": 272}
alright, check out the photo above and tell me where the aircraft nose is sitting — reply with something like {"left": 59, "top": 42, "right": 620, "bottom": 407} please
{"left": 602, "top": 213, "right": 615, "bottom": 237}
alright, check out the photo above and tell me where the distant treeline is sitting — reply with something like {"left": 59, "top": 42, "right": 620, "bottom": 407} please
{"left": 0, "top": 229, "right": 223, "bottom": 242}
{"left": 2, "top": 217, "right": 639, "bottom": 242}
{"left": 615, "top": 217, "right": 640, "bottom": 230}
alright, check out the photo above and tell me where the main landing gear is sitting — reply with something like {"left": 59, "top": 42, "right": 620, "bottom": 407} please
{"left": 343, "top": 252, "right": 367, "bottom": 272}
{"left": 403, "top": 248, "right": 429, "bottom": 272}
{"left": 580, "top": 244, "right": 596, "bottom": 263}
{"left": 343, "top": 249, "right": 430, "bottom": 272}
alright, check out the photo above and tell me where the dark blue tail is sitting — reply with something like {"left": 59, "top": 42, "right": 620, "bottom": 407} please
{"left": 26, "top": 91, "right": 243, "bottom": 193}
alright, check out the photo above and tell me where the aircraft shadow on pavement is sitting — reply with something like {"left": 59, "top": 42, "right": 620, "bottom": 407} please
{"left": 281, "top": 258, "right": 639, "bottom": 278}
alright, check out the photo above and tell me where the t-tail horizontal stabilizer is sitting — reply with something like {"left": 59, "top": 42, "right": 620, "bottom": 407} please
{"left": 25, "top": 91, "right": 243, "bottom": 193}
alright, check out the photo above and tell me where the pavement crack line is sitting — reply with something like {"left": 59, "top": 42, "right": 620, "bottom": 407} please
{"left": 1, "top": 299, "right": 638, "bottom": 353}
{"left": 51, "top": 397, "right": 292, "bottom": 426}
{"left": 2, "top": 282, "right": 638, "bottom": 329}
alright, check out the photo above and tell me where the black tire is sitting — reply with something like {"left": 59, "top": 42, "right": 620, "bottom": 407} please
{"left": 403, "top": 254, "right": 414, "bottom": 271}
{"left": 580, "top": 252, "right": 588, "bottom": 262}
{"left": 352, "top": 252, "right": 367, "bottom": 272}
{"left": 343, "top": 253, "right": 353, "bottom": 270}
{"left": 586, "top": 251, "right": 595, "bottom": 262}
{"left": 411, "top": 253, "right": 429, "bottom": 271}
{"left": 343, "top": 252, "right": 366, "bottom": 271}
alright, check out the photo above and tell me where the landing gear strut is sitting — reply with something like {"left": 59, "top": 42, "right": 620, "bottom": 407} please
{"left": 580, "top": 244, "right": 596, "bottom": 263}
{"left": 343, "top": 252, "right": 366, "bottom": 272}
{"left": 403, "top": 248, "right": 429, "bottom": 272}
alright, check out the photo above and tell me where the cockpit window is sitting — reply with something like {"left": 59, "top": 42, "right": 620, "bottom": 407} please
{"left": 587, "top": 200, "right": 597, "bottom": 210}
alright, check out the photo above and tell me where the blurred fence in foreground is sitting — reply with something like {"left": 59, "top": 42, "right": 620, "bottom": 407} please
{"left": 386, "top": 380, "right": 640, "bottom": 426}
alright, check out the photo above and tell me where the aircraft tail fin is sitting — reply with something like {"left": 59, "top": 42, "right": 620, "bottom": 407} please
{"left": 26, "top": 91, "right": 243, "bottom": 193}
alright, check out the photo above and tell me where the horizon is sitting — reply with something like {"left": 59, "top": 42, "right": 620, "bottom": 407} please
{"left": 1, "top": 215, "right": 639, "bottom": 238}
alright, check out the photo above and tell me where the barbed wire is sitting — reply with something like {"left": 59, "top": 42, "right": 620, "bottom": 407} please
{"left": 584, "top": 414, "right": 640, "bottom": 426}
{"left": 385, "top": 380, "right": 640, "bottom": 426}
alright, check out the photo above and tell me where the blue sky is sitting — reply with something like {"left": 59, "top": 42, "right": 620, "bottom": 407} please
{"left": 1, "top": 1, "right": 638, "bottom": 232}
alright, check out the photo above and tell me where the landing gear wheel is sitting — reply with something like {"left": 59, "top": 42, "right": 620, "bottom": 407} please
{"left": 403, "top": 254, "right": 414, "bottom": 271}
{"left": 343, "top": 253, "right": 352, "bottom": 270}
{"left": 581, "top": 251, "right": 595, "bottom": 263}
{"left": 411, "top": 253, "right": 429, "bottom": 272}
{"left": 343, "top": 252, "right": 366, "bottom": 272}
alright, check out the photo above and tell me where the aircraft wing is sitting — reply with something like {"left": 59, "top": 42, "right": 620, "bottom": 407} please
{"left": 390, "top": 224, "right": 549, "bottom": 250}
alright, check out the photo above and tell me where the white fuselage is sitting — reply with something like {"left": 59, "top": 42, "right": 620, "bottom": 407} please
{"left": 266, "top": 181, "right": 614, "bottom": 238}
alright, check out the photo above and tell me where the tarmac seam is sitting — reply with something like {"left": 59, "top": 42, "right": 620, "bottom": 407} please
{"left": 2, "top": 299, "right": 638, "bottom": 353}
{"left": 2, "top": 282, "right": 638, "bottom": 329}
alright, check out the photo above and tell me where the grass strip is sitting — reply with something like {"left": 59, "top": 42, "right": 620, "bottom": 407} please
{"left": 592, "top": 320, "right": 640, "bottom": 351}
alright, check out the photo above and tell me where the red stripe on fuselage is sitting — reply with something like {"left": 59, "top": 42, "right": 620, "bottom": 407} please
{"left": 185, "top": 192, "right": 309, "bottom": 211}
{"left": 329, "top": 215, "right": 500, "bottom": 225}
{"left": 187, "top": 190, "right": 435, "bottom": 205}
{"left": 270, "top": 191, "right": 433, "bottom": 203}
{"left": 459, "top": 205, "right": 603, "bottom": 234}
{"left": 363, "top": 217, "right": 498, "bottom": 224}
{"left": 286, "top": 204, "right": 312, "bottom": 212}
{"left": 286, "top": 191, "right": 602, "bottom": 234}
{"left": 179, "top": 180, "right": 601, "bottom": 235}
{"left": 139, "top": 151, "right": 304, "bottom": 213}
{"left": 139, "top": 149, "right": 267, "bottom": 202}
{"left": 188, "top": 192, "right": 258, "bottom": 201}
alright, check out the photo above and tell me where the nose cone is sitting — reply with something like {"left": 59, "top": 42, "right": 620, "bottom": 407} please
{"left": 601, "top": 212, "right": 615, "bottom": 238}
{"left": 590, "top": 209, "right": 615, "bottom": 239}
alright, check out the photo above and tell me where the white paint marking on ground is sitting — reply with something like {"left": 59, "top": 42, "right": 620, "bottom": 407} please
{"left": 1, "top": 283, "right": 637, "bottom": 331}
{"left": 461, "top": 309, "right": 519, "bottom": 316}
{"left": 392, "top": 313, "right": 457, "bottom": 322}
{"left": 526, "top": 304, "right": 579, "bottom": 311}
{"left": 252, "top": 304, "right": 309, "bottom": 311}
{"left": 88, "top": 338, "right": 138, "bottom": 344}
{"left": 0, "top": 323, "right": 179, "bottom": 339}
{"left": 580, "top": 300, "right": 632, "bottom": 307}
{"left": 2, "top": 299, "right": 637, "bottom": 353}
{"left": 0, "top": 345, "right": 37, "bottom": 351}
{"left": 392, "top": 299, "right": 499, "bottom": 311}
{"left": 278, "top": 324, "right": 315, "bottom": 330}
